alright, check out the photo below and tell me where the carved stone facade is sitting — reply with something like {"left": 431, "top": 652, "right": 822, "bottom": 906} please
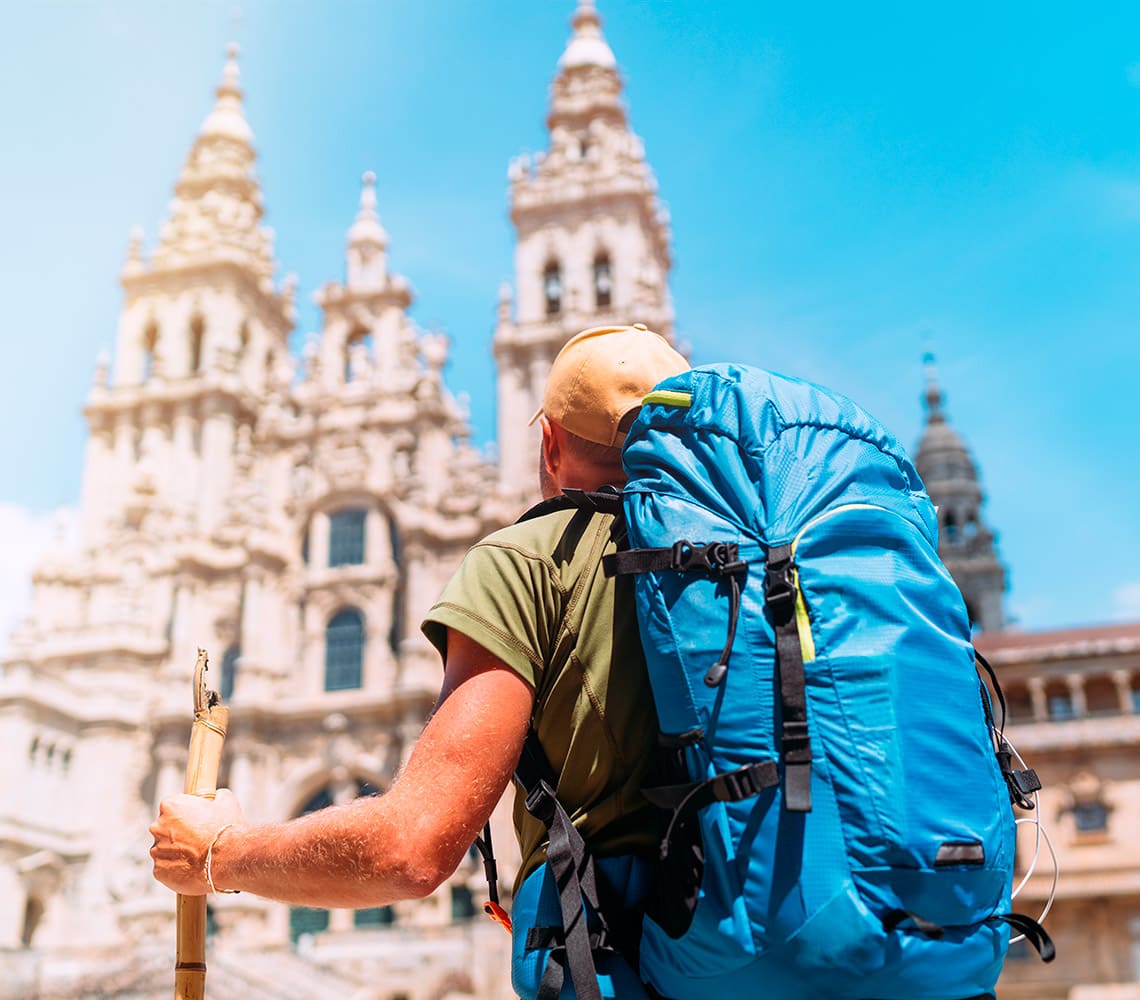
{"left": 0, "top": 34, "right": 518, "bottom": 1000}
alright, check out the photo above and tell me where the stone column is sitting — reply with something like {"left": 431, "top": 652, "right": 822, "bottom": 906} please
{"left": 112, "top": 411, "right": 139, "bottom": 518}
{"left": 1067, "top": 674, "right": 1087, "bottom": 718}
{"left": 0, "top": 862, "right": 27, "bottom": 948}
{"left": 311, "top": 511, "right": 330, "bottom": 571}
{"left": 154, "top": 742, "right": 185, "bottom": 810}
{"left": 171, "top": 401, "right": 200, "bottom": 514}
{"left": 197, "top": 396, "right": 236, "bottom": 531}
{"left": 79, "top": 420, "right": 113, "bottom": 546}
{"left": 1027, "top": 677, "right": 1047, "bottom": 722}
{"left": 374, "top": 304, "right": 402, "bottom": 379}
{"left": 1112, "top": 670, "right": 1135, "bottom": 714}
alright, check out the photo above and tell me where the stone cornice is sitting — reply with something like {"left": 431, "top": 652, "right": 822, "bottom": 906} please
{"left": 121, "top": 260, "right": 294, "bottom": 335}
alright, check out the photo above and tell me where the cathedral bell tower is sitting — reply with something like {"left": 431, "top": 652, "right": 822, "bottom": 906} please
{"left": 83, "top": 44, "right": 295, "bottom": 543}
{"left": 494, "top": 0, "right": 675, "bottom": 497}
{"left": 914, "top": 355, "right": 1007, "bottom": 632}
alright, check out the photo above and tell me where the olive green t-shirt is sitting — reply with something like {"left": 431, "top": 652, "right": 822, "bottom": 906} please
{"left": 421, "top": 504, "right": 658, "bottom": 889}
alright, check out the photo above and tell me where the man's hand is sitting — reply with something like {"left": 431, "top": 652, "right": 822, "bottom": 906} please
{"left": 150, "top": 788, "right": 246, "bottom": 895}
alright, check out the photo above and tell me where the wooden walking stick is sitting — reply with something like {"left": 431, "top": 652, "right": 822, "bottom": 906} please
{"left": 175, "top": 648, "right": 230, "bottom": 1000}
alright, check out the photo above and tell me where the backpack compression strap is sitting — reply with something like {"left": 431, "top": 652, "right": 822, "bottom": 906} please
{"left": 604, "top": 540, "right": 747, "bottom": 688}
{"left": 764, "top": 545, "right": 813, "bottom": 813}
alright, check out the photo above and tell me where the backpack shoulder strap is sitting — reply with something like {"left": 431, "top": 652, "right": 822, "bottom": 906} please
{"left": 515, "top": 486, "right": 623, "bottom": 524}
{"left": 514, "top": 729, "right": 608, "bottom": 1000}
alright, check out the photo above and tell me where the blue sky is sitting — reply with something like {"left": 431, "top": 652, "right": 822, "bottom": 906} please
{"left": 1, "top": 1, "right": 1139, "bottom": 640}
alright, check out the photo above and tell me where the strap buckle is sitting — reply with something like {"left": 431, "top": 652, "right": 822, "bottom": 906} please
{"left": 764, "top": 558, "right": 796, "bottom": 615}
{"left": 716, "top": 764, "right": 768, "bottom": 801}
{"left": 781, "top": 720, "right": 812, "bottom": 763}
{"left": 524, "top": 779, "right": 559, "bottom": 826}
{"left": 670, "top": 540, "right": 745, "bottom": 574}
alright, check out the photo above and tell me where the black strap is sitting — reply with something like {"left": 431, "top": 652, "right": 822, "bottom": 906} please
{"left": 471, "top": 822, "right": 501, "bottom": 906}
{"left": 560, "top": 486, "right": 624, "bottom": 517}
{"left": 643, "top": 761, "right": 779, "bottom": 861}
{"left": 882, "top": 908, "right": 945, "bottom": 939}
{"left": 604, "top": 539, "right": 746, "bottom": 578}
{"left": 765, "top": 544, "right": 812, "bottom": 812}
{"left": 973, "top": 650, "right": 1007, "bottom": 737}
{"left": 989, "top": 912, "right": 1056, "bottom": 963}
{"left": 515, "top": 731, "right": 606, "bottom": 1000}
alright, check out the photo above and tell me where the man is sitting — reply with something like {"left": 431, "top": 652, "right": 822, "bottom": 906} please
{"left": 150, "top": 324, "right": 689, "bottom": 998}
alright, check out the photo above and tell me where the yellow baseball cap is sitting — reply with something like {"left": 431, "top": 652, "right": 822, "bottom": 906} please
{"left": 529, "top": 324, "right": 689, "bottom": 446}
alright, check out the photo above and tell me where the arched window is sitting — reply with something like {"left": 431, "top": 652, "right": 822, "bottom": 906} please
{"left": 942, "top": 510, "right": 959, "bottom": 542}
{"left": 1045, "top": 681, "right": 1075, "bottom": 720}
{"left": 593, "top": 253, "right": 613, "bottom": 310}
{"left": 220, "top": 645, "right": 240, "bottom": 702}
{"left": 189, "top": 315, "right": 205, "bottom": 374}
{"left": 543, "top": 261, "right": 562, "bottom": 317}
{"left": 344, "top": 328, "right": 373, "bottom": 383}
{"left": 142, "top": 321, "right": 159, "bottom": 381}
{"left": 325, "top": 608, "right": 364, "bottom": 691}
{"left": 1085, "top": 675, "right": 1120, "bottom": 716}
{"left": 329, "top": 509, "right": 367, "bottom": 567}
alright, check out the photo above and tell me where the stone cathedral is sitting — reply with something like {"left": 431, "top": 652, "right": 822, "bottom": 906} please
{"left": 3, "top": 4, "right": 1139, "bottom": 1000}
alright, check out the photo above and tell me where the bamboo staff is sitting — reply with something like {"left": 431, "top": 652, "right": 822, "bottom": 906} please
{"left": 175, "top": 648, "right": 230, "bottom": 1000}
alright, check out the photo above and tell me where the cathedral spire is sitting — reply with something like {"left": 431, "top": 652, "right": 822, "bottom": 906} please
{"left": 549, "top": 0, "right": 626, "bottom": 132}
{"left": 558, "top": 1, "right": 617, "bottom": 72}
{"left": 150, "top": 43, "right": 276, "bottom": 284}
{"left": 922, "top": 350, "right": 946, "bottom": 424}
{"left": 914, "top": 354, "right": 1007, "bottom": 631}
{"left": 493, "top": 1, "right": 675, "bottom": 497}
{"left": 345, "top": 171, "right": 389, "bottom": 292}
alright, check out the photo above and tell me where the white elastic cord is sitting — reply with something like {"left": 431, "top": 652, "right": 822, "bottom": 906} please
{"left": 1004, "top": 733, "right": 1058, "bottom": 943}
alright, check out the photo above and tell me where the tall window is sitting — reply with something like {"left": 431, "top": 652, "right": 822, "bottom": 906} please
{"left": 220, "top": 645, "right": 240, "bottom": 702}
{"left": 325, "top": 608, "right": 364, "bottom": 691}
{"left": 189, "top": 315, "right": 205, "bottom": 373}
{"left": 543, "top": 261, "right": 562, "bottom": 317}
{"left": 329, "top": 509, "right": 367, "bottom": 567}
{"left": 593, "top": 253, "right": 612, "bottom": 310}
{"left": 142, "top": 321, "right": 159, "bottom": 381}
{"left": 389, "top": 521, "right": 404, "bottom": 653}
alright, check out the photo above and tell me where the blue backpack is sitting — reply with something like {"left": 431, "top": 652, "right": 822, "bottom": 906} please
{"left": 488, "top": 363, "right": 1052, "bottom": 1000}
{"left": 608, "top": 363, "right": 1052, "bottom": 999}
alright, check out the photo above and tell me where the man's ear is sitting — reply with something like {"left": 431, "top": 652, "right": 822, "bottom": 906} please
{"left": 540, "top": 416, "right": 561, "bottom": 476}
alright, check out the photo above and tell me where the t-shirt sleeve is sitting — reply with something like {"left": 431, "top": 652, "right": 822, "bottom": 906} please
{"left": 420, "top": 538, "right": 564, "bottom": 690}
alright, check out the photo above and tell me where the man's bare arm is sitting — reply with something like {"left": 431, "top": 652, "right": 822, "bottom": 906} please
{"left": 150, "top": 630, "right": 532, "bottom": 908}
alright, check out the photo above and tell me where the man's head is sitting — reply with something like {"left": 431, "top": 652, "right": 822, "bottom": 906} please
{"left": 531, "top": 324, "right": 688, "bottom": 497}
